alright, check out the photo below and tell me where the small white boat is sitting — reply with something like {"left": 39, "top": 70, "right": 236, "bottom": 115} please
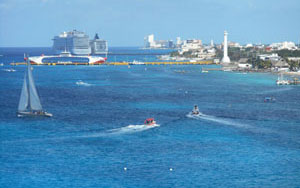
{"left": 129, "top": 60, "right": 145, "bottom": 65}
{"left": 276, "top": 73, "right": 289, "bottom": 85}
{"left": 76, "top": 80, "right": 91, "bottom": 86}
{"left": 264, "top": 97, "right": 276, "bottom": 103}
{"left": 17, "top": 57, "right": 52, "bottom": 117}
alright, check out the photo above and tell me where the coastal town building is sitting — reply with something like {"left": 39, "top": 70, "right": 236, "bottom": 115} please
{"left": 269, "top": 41, "right": 298, "bottom": 51}
{"left": 288, "top": 57, "right": 300, "bottom": 62}
{"left": 180, "top": 39, "right": 202, "bottom": 52}
{"left": 258, "top": 53, "right": 280, "bottom": 61}
{"left": 158, "top": 37, "right": 216, "bottom": 61}
{"left": 245, "top": 43, "right": 253, "bottom": 48}
{"left": 238, "top": 58, "right": 252, "bottom": 69}
{"left": 228, "top": 41, "right": 241, "bottom": 48}
{"left": 272, "top": 59, "right": 290, "bottom": 72}
{"left": 144, "top": 34, "right": 175, "bottom": 49}
{"left": 176, "top": 37, "right": 182, "bottom": 48}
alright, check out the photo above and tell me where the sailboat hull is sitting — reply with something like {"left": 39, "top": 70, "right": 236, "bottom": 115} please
{"left": 17, "top": 111, "right": 53, "bottom": 117}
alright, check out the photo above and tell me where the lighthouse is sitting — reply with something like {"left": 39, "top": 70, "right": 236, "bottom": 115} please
{"left": 221, "top": 31, "right": 231, "bottom": 64}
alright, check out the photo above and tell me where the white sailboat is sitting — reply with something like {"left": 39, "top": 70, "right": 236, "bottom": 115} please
{"left": 17, "top": 57, "right": 52, "bottom": 117}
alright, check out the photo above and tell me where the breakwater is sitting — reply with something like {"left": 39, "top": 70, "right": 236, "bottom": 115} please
{"left": 11, "top": 60, "right": 214, "bottom": 66}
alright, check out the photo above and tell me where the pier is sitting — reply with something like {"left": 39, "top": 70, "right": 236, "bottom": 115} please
{"left": 10, "top": 60, "right": 214, "bottom": 66}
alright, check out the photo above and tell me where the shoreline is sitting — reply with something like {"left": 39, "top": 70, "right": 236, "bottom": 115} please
{"left": 283, "top": 71, "right": 300, "bottom": 76}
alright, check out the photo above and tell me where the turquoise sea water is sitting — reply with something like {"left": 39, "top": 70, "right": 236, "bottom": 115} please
{"left": 0, "top": 48, "right": 300, "bottom": 187}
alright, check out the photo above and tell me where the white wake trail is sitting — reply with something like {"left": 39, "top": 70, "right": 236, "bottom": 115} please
{"left": 187, "top": 112, "right": 252, "bottom": 129}
{"left": 106, "top": 124, "right": 160, "bottom": 135}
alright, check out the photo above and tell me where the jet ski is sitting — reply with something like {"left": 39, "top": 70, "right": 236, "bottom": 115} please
{"left": 191, "top": 105, "right": 202, "bottom": 116}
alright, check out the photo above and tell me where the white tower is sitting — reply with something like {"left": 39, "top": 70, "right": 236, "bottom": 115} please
{"left": 222, "top": 31, "right": 230, "bottom": 64}
{"left": 144, "top": 34, "right": 155, "bottom": 48}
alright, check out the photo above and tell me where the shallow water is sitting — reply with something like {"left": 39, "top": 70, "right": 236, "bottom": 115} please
{"left": 0, "top": 48, "right": 300, "bottom": 187}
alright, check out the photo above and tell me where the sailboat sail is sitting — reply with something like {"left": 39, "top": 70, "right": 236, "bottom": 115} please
{"left": 17, "top": 56, "right": 52, "bottom": 117}
{"left": 27, "top": 61, "right": 43, "bottom": 111}
{"left": 18, "top": 73, "right": 29, "bottom": 112}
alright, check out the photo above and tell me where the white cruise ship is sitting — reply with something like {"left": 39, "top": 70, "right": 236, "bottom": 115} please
{"left": 53, "top": 30, "right": 108, "bottom": 55}
{"left": 90, "top": 34, "right": 108, "bottom": 54}
{"left": 53, "top": 30, "right": 91, "bottom": 55}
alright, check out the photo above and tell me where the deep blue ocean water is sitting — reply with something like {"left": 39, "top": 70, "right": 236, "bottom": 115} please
{"left": 0, "top": 47, "right": 300, "bottom": 187}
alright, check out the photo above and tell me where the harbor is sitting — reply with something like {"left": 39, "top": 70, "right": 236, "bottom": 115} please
{"left": 2, "top": 0, "right": 300, "bottom": 187}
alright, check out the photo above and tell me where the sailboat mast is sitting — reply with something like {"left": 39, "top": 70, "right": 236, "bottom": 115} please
{"left": 26, "top": 57, "right": 32, "bottom": 112}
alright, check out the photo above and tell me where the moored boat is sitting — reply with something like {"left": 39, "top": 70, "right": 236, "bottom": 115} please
{"left": 276, "top": 73, "right": 290, "bottom": 85}
{"left": 129, "top": 60, "right": 145, "bottom": 65}
{"left": 264, "top": 97, "right": 276, "bottom": 102}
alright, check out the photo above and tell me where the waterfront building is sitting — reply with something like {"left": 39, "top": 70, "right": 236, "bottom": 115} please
{"left": 144, "top": 34, "right": 175, "bottom": 49}
{"left": 144, "top": 34, "right": 155, "bottom": 48}
{"left": 258, "top": 53, "right": 280, "bottom": 61}
{"left": 210, "top": 40, "right": 214, "bottom": 47}
{"left": 181, "top": 39, "right": 202, "bottom": 52}
{"left": 156, "top": 40, "right": 174, "bottom": 48}
{"left": 245, "top": 43, "right": 253, "bottom": 48}
{"left": 221, "top": 31, "right": 231, "bottom": 64}
{"left": 228, "top": 41, "right": 241, "bottom": 48}
{"left": 238, "top": 58, "right": 252, "bottom": 69}
{"left": 269, "top": 41, "right": 298, "bottom": 51}
{"left": 176, "top": 37, "right": 182, "bottom": 47}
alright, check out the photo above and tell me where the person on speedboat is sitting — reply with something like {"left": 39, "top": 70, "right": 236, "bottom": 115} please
{"left": 192, "top": 105, "right": 200, "bottom": 115}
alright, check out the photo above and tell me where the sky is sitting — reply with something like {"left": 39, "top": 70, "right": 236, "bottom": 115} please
{"left": 0, "top": 0, "right": 299, "bottom": 47}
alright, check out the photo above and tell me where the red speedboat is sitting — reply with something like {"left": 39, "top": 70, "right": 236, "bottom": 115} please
{"left": 144, "top": 118, "right": 156, "bottom": 126}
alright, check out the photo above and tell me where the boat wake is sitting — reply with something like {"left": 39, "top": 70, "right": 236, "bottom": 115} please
{"left": 2, "top": 124, "right": 160, "bottom": 144}
{"left": 106, "top": 124, "right": 160, "bottom": 135}
{"left": 259, "top": 87, "right": 292, "bottom": 94}
{"left": 2, "top": 68, "right": 16, "bottom": 72}
{"left": 186, "top": 112, "right": 251, "bottom": 129}
{"left": 187, "top": 112, "right": 281, "bottom": 135}
{"left": 76, "top": 80, "right": 92, "bottom": 86}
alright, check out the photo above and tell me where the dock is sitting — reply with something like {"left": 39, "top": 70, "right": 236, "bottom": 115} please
{"left": 289, "top": 77, "right": 300, "bottom": 85}
{"left": 11, "top": 60, "right": 214, "bottom": 66}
